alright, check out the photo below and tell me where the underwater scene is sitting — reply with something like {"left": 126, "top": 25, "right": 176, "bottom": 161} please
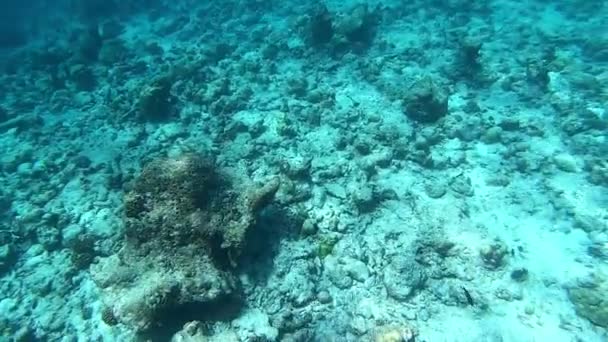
{"left": 0, "top": 0, "right": 607, "bottom": 341}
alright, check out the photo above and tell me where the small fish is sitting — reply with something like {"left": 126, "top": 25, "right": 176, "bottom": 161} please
{"left": 462, "top": 287, "right": 474, "bottom": 306}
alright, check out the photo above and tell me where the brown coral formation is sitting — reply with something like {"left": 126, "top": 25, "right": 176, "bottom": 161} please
{"left": 92, "top": 154, "right": 279, "bottom": 333}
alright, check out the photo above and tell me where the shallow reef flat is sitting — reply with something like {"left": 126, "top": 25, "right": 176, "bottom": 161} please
{"left": 0, "top": 0, "right": 607, "bottom": 341}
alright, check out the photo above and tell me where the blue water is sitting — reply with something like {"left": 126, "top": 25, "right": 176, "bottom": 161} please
{"left": 0, "top": 1, "right": 607, "bottom": 341}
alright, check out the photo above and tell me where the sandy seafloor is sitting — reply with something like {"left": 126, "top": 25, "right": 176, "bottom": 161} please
{"left": 0, "top": 0, "right": 607, "bottom": 341}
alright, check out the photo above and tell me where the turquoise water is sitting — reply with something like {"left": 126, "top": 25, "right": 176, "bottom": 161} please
{"left": 0, "top": 1, "right": 607, "bottom": 341}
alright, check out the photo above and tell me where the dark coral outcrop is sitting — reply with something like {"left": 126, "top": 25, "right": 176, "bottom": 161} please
{"left": 403, "top": 78, "right": 449, "bottom": 124}
{"left": 92, "top": 154, "right": 280, "bottom": 334}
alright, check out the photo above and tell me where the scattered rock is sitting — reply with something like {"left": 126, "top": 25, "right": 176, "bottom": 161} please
{"left": 350, "top": 315, "right": 370, "bottom": 335}
{"left": 98, "top": 20, "right": 124, "bottom": 40}
{"left": 482, "top": 126, "right": 502, "bottom": 144}
{"left": 325, "top": 256, "right": 354, "bottom": 289}
{"left": 0, "top": 243, "right": 15, "bottom": 273}
{"left": 480, "top": 241, "right": 509, "bottom": 269}
{"left": 486, "top": 174, "right": 510, "bottom": 187}
{"left": 455, "top": 117, "right": 482, "bottom": 142}
{"left": 372, "top": 324, "right": 417, "bottom": 342}
{"left": 77, "top": 25, "right": 103, "bottom": 62}
{"left": 309, "top": 5, "right": 333, "bottom": 45}
{"left": 0, "top": 114, "right": 43, "bottom": 133}
{"left": 232, "top": 309, "right": 278, "bottom": 342}
{"left": 553, "top": 153, "right": 579, "bottom": 173}
{"left": 0, "top": 106, "right": 8, "bottom": 122}
{"left": 301, "top": 218, "right": 317, "bottom": 236}
{"left": 383, "top": 255, "right": 427, "bottom": 301}
{"left": 68, "top": 234, "right": 97, "bottom": 269}
{"left": 352, "top": 185, "right": 386, "bottom": 213}
{"left": 325, "top": 183, "right": 347, "bottom": 199}
{"left": 317, "top": 290, "right": 332, "bottom": 304}
{"left": 449, "top": 173, "right": 474, "bottom": 197}
{"left": 425, "top": 180, "right": 447, "bottom": 199}
{"left": 510, "top": 268, "right": 529, "bottom": 282}
{"left": 572, "top": 213, "right": 606, "bottom": 233}
{"left": 587, "top": 233, "right": 608, "bottom": 260}
{"left": 332, "top": 4, "right": 381, "bottom": 50}
{"left": 73, "top": 155, "right": 92, "bottom": 169}
{"left": 403, "top": 78, "right": 449, "bottom": 124}
{"left": 306, "top": 3, "right": 381, "bottom": 52}
{"left": 499, "top": 118, "right": 521, "bottom": 131}
{"left": 456, "top": 39, "right": 483, "bottom": 79}
{"left": 317, "top": 235, "right": 339, "bottom": 259}
{"left": 343, "top": 257, "right": 370, "bottom": 282}
{"left": 137, "top": 75, "right": 174, "bottom": 121}
{"left": 568, "top": 274, "right": 608, "bottom": 328}
{"left": 69, "top": 64, "right": 96, "bottom": 91}
{"left": 0, "top": 193, "right": 12, "bottom": 213}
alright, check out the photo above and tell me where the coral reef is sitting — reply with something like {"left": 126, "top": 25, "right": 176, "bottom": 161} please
{"left": 92, "top": 154, "right": 279, "bottom": 333}
{"left": 1, "top": 1, "right": 607, "bottom": 341}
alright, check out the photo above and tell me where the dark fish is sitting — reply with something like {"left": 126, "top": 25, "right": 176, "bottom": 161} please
{"left": 462, "top": 287, "right": 474, "bottom": 306}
